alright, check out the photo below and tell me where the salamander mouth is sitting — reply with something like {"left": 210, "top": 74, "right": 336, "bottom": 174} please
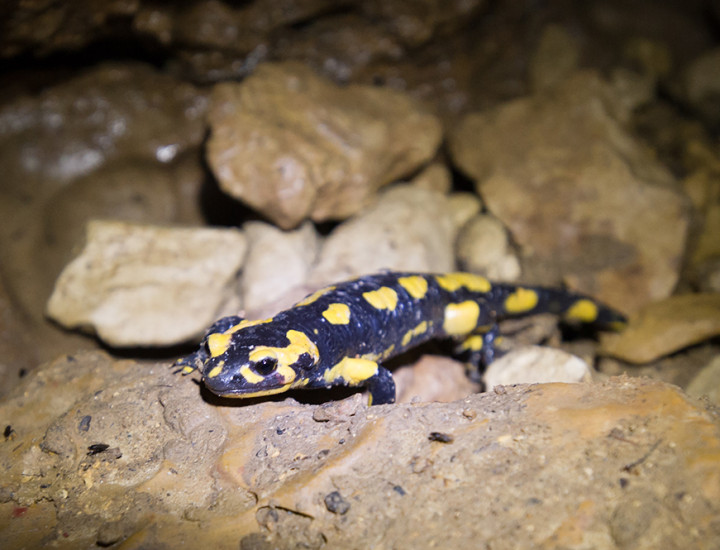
{"left": 208, "top": 384, "right": 293, "bottom": 398}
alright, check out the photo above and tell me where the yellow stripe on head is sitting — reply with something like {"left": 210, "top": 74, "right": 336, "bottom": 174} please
{"left": 207, "top": 332, "right": 233, "bottom": 358}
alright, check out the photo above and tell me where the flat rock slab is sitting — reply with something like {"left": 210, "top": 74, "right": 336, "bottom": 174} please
{"left": 601, "top": 292, "right": 720, "bottom": 363}
{"left": 1, "top": 352, "right": 718, "bottom": 549}
{"left": 46, "top": 220, "right": 246, "bottom": 346}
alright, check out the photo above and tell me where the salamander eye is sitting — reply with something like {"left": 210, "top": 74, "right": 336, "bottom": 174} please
{"left": 253, "top": 357, "right": 278, "bottom": 376}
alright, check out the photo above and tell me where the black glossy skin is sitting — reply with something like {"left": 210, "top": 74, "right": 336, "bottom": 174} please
{"left": 176, "top": 272, "right": 626, "bottom": 405}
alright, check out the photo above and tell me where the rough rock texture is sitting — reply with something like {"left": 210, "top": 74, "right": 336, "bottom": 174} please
{"left": 46, "top": 221, "right": 247, "bottom": 346}
{"left": 449, "top": 71, "right": 690, "bottom": 313}
{"left": 206, "top": 62, "right": 442, "bottom": 229}
{"left": 601, "top": 293, "right": 720, "bottom": 364}
{"left": 240, "top": 221, "right": 320, "bottom": 317}
{"left": 1, "top": 352, "right": 718, "bottom": 549}
{"left": 308, "top": 184, "right": 470, "bottom": 285}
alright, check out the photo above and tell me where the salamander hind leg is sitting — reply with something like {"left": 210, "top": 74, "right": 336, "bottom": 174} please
{"left": 455, "top": 324, "right": 502, "bottom": 384}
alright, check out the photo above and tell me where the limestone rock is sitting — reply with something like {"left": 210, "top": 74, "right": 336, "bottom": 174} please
{"left": 682, "top": 47, "right": 720, "bottom": 125}
{"left": 206, "top": 62, "right": 442, "bottom": 229}
{"left": 456, "top": 214, "right": 521, "bottom": 281}
{"left": 46, "top": 221, "right": 246, "bottom": 346}
{"left": 601, "top": 293, "right": 720, "bottom": 364}
{"left": 308, "top": 184, "right": 457, "bottom": 285}
{"left": 241, "top": 221, "right": 320, "bottom": 317}
{"left": 449, "top": 71, "right": 689, "bottom": 313}
{"left": 1, "top": 353, "right": 717, "bottom": 549}
{"left": 483, "top": 346, "right": 592, "bottom": 390}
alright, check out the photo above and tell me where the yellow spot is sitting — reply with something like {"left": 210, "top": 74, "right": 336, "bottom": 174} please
{"left": 206, "top": 364, "right": 224, "bottom": 378}
{"left": 248, "top": 330, "right": 319, "bottom": 370}
{"left": 324, "top": 357, "right": 379, "bottom": 386}
{"left": 460, "top": 335, "right": 484, "bottom": 351}
{"left": 323, "top": 303, "right": 351, "bottom": 325}
{"left": 239, "top": 364, "right": 265, "bottom": 384}
{"left": 565, "top": 299, "right": 599, "bottom": 323}
{"left": 361, "top": 344, "right": 395, "bottom": 362}
{"left": 436, "top": 272, "right": 491, "bottom": 293}
{"left": 398, "top": 276, "right": 428, "bottom": 299}
{"left": 504, "top": 288, "right": 539, "bottom": 313}
{"left": 363, "top": 287, "right": 398, "bottom": 310}
{"left": 207, "top": 332, "right": 233, "bottom": 358}
{"left": 296, "top": 286, "right": 336, "bottom": 307}
{"left": 443, "top": 301, "right": 480, "bottom": 336}
{"left": 401, "top": 321, "right": 429, "bottom": 347}
{"left": 181, "top": 365, "right": 195, "bottom": 375}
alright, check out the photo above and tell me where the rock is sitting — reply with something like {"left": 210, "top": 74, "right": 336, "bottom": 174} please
{"left": 446, "top": 192, "right": 483, "bottom": 233}
{"left": 308, "top": 184, "right": 457, "bottom": 285}
{"left": 682, "top": 47, "right": 720, "bottom": 125}
{"left": 410, "top": 162, "right": 452, "bottom": 194}
{"left": 0, "top": 63, "right": 208, "bottom": 332}
{"left": 206, "top": 62, "right": 442, "bottom": 229}
{"left": 601, "top": 293, "right": 720, "bottom": 364}
{"left": 241, "top": 221, "right": 320, "bottom": 317}
{"left": 44, "top": 162, "right": 191, "bottom": 271}
{"left": 529, "top": 24, "right": 580, "bottom": 92}
{"left": 483, "top": 346, "right": 592, "bottom": 390}
{"left": 0, "top": 62, "right": 207, "bottom": 199}
{"left": 393, "top": 355, "right": 480, "bottom": 403}
{"left": 456, "top": 214, "right": 521, "bottom": 281}
{"left": 696, "top": 258, "right": 720, "bottom": 293}
{"left": 46, "top": 221, "right": 246, "bottom": 347}
{"left": 686, "top": 355, "right": 720, "bottom": 405}
{"left": 1, "top": 353, "right": 718, "bottom": 549}
{"left": 0, "top": 277, "right": 37, "bottom": 398}
{"left": 449, "top": 71, "right": 689, "bottom": 313}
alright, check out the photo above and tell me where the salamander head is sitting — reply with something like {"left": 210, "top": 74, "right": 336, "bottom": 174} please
{"left": 200, "top": 324, "right": 319, "bottom": 398}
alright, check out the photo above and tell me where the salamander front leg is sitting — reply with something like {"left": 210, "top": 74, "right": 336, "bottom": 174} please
{"left": 173, "top": 315, "right": 245, "bottom": 375}
{"left": 321, "top": 357, "right": 396, "bottom": 405}
{"left": 366, "top": 366, "right": 396, "bottom": 405}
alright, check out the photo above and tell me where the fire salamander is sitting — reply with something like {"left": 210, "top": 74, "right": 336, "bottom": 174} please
{"left": 176, "top": 272, "right": 625, "bottom": 405}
